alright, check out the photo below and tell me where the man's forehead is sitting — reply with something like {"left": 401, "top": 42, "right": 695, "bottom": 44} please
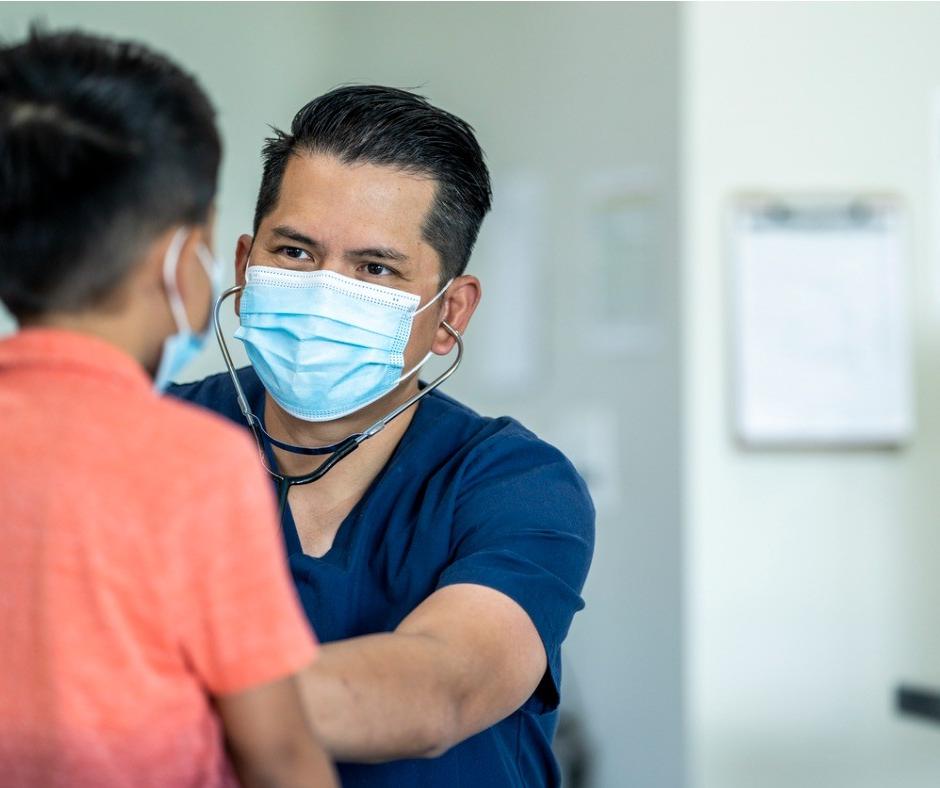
{"left": 277, "top": 153, "right": 437, "bottom": 216}
{"left": 263, "top": 153, "right": 439, "bottom": 254}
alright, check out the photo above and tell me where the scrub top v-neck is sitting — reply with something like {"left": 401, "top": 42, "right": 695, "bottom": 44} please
{"left": 171, "top": 366, "right": 595, "bottom": 788}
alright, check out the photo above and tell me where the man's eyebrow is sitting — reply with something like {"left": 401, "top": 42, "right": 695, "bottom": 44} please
{"left": 345, "top": 246, "right": 410, "bottom": 263}
{"left": 271, "top": 225, "right": 323, "bottom": 249}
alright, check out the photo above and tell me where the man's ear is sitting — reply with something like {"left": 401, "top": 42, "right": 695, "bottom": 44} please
{"left": 432, "top": 275, "right": 481, "bottom": 355}
{"left": 233, "top": 234, "right": 253, "bottom": 315}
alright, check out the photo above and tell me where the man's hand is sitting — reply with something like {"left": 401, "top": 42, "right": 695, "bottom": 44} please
{"left": 299, "top": 583, "right": 546, "bottom": 762}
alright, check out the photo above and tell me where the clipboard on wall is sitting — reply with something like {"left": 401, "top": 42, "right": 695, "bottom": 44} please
{"left": 730, "top": 195, "right": 913, "bottom": 449}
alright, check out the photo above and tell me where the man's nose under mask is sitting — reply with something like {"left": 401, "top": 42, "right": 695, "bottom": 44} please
{"left": 235, "top": 265, "right": 449, "bottom": 422}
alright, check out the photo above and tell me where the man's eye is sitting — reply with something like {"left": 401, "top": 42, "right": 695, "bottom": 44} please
{"left": 365, "top": 262, "right": 392, "bottom": 276}
{"left": 279, "top": 246, "right": 311, "bottom": 261}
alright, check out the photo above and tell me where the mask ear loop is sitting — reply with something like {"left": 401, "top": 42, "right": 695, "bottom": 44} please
{"left": 414, "top": 278, "right": 454, "bottom": 316}
{"left": 191, "top": 244, "right": 224, "bottom": 337}
{"left": 396, "top": 278, "right": 455, "bottom": 383}
{"left": 163, "top": 228, "right": 192, "bottom": 334}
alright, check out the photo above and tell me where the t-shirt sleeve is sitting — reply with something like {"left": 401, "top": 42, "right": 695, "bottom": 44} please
{"left": 435, "top": 432, "right": 595, "bottom": 714}
{"left": 173, "top": 430, "right": 317, "bottom": 697}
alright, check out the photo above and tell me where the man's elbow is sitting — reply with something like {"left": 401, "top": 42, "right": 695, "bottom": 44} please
{"left": 415, "top": 697, "right": 481, "bottom": 758}
{"left": 414, "top": 697, "right": 463, "bottom": 759}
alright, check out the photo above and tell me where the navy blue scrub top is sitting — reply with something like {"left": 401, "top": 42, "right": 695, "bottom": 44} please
{"left": 171, "top": 367, "right": 595, "bottom": 788}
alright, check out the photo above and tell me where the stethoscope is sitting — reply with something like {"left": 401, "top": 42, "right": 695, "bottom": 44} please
{"left": 212, "top": 284, "right": 464, "bottom": 510}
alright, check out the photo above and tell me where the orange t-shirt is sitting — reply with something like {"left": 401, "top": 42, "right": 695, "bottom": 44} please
{"left": 0, "top": 329, "right": 317, "bottom": 787}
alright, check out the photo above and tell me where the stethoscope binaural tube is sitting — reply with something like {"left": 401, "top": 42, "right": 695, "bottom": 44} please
{"left": 212, "top": 284, "right": 464, "bottom": 494}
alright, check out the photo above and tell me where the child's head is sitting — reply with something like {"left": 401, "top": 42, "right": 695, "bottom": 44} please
{"left": 0, "top": 28, "right": 221, "bottom": 344}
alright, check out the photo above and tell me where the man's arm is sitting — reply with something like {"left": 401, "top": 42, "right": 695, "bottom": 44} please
{"left": 298, "top": 583, "right": 547, "bottom": 762}
{"left": 217, "top": 672, "right": 338, "bottom": 787}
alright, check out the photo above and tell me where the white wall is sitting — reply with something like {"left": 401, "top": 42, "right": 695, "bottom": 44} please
{"left": 684, "top": 4, "right": 940, "bottom": 787}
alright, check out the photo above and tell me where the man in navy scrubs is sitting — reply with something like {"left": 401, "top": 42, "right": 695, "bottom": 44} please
{"left": 172, "top": 86, "right": 595, "bottom": 787}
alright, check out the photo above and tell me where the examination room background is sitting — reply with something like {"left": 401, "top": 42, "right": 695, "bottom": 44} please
{"left": 3, "top": 2, "right": 940, "bottom": 787}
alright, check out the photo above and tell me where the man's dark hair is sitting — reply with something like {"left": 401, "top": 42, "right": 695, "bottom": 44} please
{"left": 0, "top": 28, "right": 221, "bottom": 322}
{"left": 254, "top": 85, "right": 492, "bottom": 284}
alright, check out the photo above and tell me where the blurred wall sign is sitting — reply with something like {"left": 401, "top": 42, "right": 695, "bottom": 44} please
{"left": 580, "top": 169, "right": 662, "bottom": 356}
{"left": 731, "top": 195, "right": 913, "bottom": 448}
{"left": 470, "top": 171, "right": 545, "bottom": 393}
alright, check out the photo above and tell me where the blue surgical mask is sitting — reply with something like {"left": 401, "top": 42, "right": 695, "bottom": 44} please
{"left": 235, "top": 265, "right": 450, "bottom": 422}
{"left": 154, "top": 228, "right": 222, "bottom": 392}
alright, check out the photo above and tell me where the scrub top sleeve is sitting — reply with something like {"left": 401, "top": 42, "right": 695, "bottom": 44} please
{"left": 435, "top": 435, "right": 595, "bottom": 714}
{"left": 174, "top": 431, "right": 318, "bottom": 697}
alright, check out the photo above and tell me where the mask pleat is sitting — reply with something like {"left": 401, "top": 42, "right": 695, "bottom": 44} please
{"left": 236, "top": 267, "right": 423, "bottom": 421}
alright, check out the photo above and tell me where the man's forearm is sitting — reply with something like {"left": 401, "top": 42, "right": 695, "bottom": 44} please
{"left": 298, "top": 632, "right": 465, "bottom": 763}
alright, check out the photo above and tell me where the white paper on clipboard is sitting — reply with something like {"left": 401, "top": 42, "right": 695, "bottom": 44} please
{"left": 731, "top": 196, "right": 913, "bottom": 448}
